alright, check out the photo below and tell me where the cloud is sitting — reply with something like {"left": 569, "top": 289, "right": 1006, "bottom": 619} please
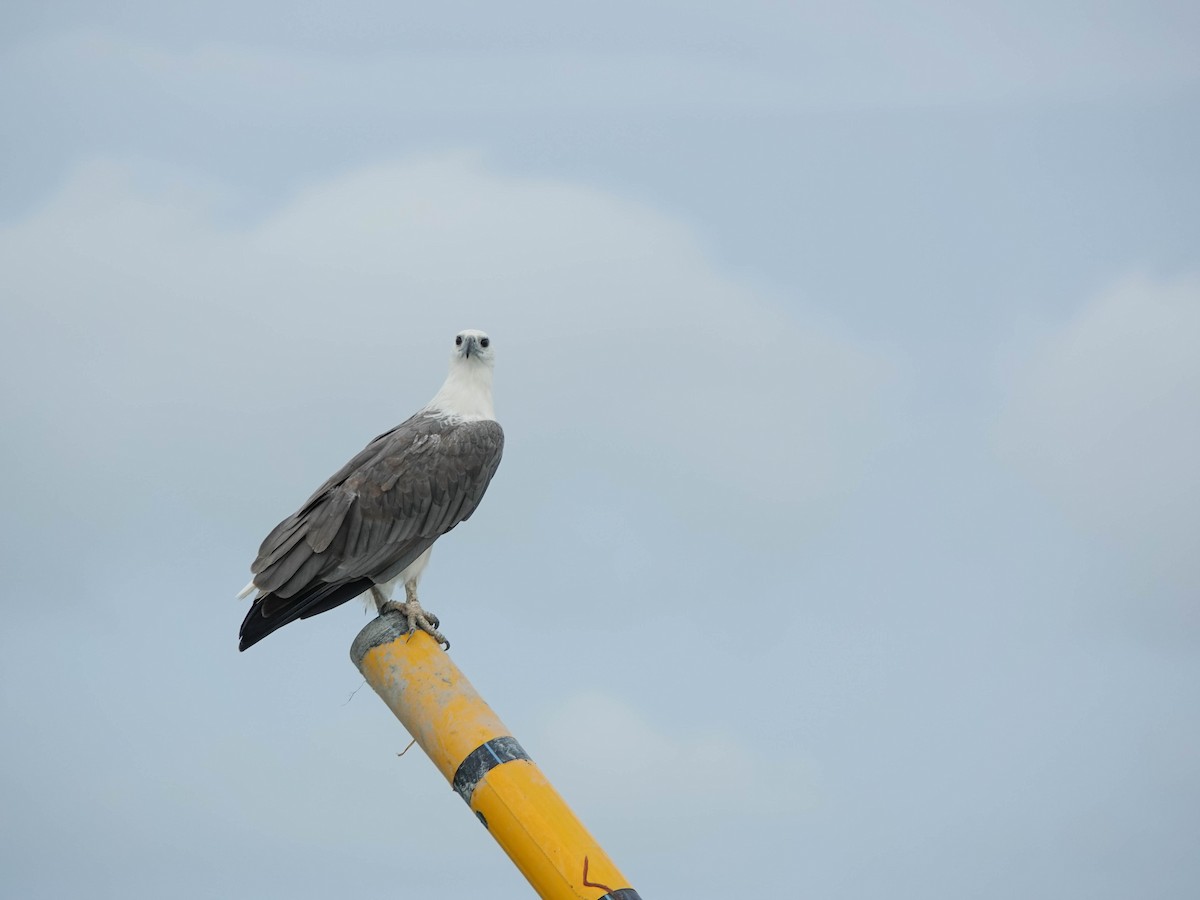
{"left": 0, "top": 153, "right": 899, "bottom": 540}
{"left": 996, "top": 274, "right": 1200, "bottom": 602}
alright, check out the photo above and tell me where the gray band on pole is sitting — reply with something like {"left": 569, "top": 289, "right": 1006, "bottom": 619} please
{"left": 452, "top": 736, "right": 531, "bottom": 803}
{"left": 350, "top": 612, "right": 413, "bottom": 670}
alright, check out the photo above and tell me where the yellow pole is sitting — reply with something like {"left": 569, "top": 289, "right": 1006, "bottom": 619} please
{"left": 351, "top": 614, "right": 643, "bottom": 900}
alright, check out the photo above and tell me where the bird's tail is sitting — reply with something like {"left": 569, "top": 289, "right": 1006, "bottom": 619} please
{"left": 237, "top": 577, "right": 374, "bottom": 651}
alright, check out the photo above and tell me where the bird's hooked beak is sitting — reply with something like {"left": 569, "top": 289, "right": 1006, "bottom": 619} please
{"left": 463, "top": 335, "right": 478, "bottom": 358}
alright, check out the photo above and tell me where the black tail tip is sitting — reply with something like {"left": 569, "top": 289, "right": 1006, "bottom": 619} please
{"left": 238, "top": 600, "right": 274, "bottom": 652}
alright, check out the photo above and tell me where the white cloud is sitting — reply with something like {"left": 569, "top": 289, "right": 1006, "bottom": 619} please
{"left": 0, "top": 153, "right": 899, "bottom": 525}
{"left": 997, "top": 274, "right": 1200, "bottom": 593}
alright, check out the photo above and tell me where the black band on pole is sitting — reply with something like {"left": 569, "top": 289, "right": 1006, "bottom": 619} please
{"left": 600, "top": 890, "right": 643, "bottom": 899}
{"left": 452, "top": 736, "right": 531, "bottom": 803}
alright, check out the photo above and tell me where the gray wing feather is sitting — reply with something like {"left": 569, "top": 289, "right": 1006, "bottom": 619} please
{"left": 249, "top": 414, "right": 504, "bottom": 600}
{"left": 250, "top": 522, "right": 307, "bottom": 573}
{"left": 307, "top": 489, "right": 354, "bottom": 554}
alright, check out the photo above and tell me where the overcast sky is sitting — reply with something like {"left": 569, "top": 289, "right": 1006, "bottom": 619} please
{"left": 2, "top": 3, "right": 1198, "bottom": 898}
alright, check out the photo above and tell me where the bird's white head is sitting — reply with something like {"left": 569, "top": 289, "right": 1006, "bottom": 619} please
{"left": 428, "top": 328, "right": 497, "bottom": 421}
{"left": 452, "top": 328, "right": 495, "bottom": 367}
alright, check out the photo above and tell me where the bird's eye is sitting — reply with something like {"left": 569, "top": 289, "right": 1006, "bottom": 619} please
{"left": 480, "top": 337, "right": 490, "bottom": 348}
{"left": 455, "top": 336, "right": 463, "bottom": 346}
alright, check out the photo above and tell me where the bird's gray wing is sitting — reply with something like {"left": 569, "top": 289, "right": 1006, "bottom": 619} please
{"left": 238, "top": 414, "right": 503, "bottom": 649}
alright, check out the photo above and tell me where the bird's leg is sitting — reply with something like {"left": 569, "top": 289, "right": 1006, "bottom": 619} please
{"left": 377, "top": 582, "right": 449, "bottom": 650}
{"left": 405, "top": 581, "right": 440, "bottom": 630}
{"left": 370, "top": 585, "right": 388, "bottom": 613}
